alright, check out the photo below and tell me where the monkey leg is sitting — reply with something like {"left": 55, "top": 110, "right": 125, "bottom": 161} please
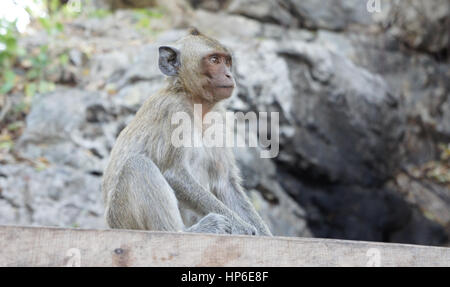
{"left": 105, "top": 154, "right": 183, "bottom": 231}
{"left": 105, "top": 155, "right": 232, "bottom": 234}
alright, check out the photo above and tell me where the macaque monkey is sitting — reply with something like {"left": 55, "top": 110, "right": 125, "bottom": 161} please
{"left": 102, "top": 28, "right": 272, "bottom": 236}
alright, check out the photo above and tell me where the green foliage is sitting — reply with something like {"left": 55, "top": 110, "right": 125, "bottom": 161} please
{"left": 88, "top": 8, "right": 111, "bottom": 19}
{"left": 439, "top": 143, "right": 450, "bottom": 161}
{"left": 132, "top": 8, "right": 164, "bottom": 30}
{"left": 7, "top": 121, "right": 23, "bottom": 132}
{"left": 38, "top": 17, "right": 64, "bottom": 35}
{"left": 0, "top": 132, "right": 14, "bottom": 151}
{"left": 48, "top": 0, "right": 61, "bottom": 14}
{"left": 0, "top": 19, "right": 21, "bottom": 94}
{"left": 133, "top": 8, "right": 164, "bottom": 19}
{"left": 0, "top": 140, "right": 14, "bottom": 151}
{"left": 26, "top": 46, "right": 50, "bottom": 81}
{"left": 0, "top": 0, "right": 75, "bottom": 148}
{"left": 0, "top": 20, "right": 18, "bottom": 65}
{"left": 0, "top": 5, "right": 64, "bottom": 155}
{"left": 24, "top": 82, "right": 37, "bottom": 99}
{"left": 412, "top": 143, "right": 450, "bottom": 185}
{"left": 59, "top": 52, "right": 69, "bottom": 66}
{"left": 0, "top": 69, "right": 16, "bottom": 95}
{"left": 0, "top": 0, "right": 72, "bottom": 98}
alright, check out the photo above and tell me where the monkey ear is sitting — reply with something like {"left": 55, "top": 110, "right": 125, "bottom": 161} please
{"left": 158, "top": 46, "right": 181, "bottom": 76}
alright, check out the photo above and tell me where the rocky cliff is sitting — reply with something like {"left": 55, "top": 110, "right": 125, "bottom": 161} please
{"left": 0, "top": 0, "right": 448, "bottom": 246}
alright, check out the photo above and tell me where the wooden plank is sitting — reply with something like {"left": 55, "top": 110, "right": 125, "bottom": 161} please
{"left": 0, "top": 225, "right": 448, "bottom": 266}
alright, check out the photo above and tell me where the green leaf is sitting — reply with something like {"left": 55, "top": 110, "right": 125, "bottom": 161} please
{"left": 13, "top": 101, "right": 28, "bottom": 113}
{"left": 7, "top": 122, "right": 23, "bottom": 131}
{"left": 0, "top": 140, "right": 14, "bottom": 150}
{"left": 59, "top": 53, "right": 69, "bottom": 66}
{"left": 25, "top": 82, "right": 37, "bottom": 98}
{"left": 88, "top": 9, "right": 110, "bottom": 19}
{"left": 35, "top": 162, "right": 47, "bottom": 172}
{"left": 50, "top": 0, "right": 60, "bottom": 13}
{"left": 39, "top": 17, "right": 51, "bottom": 31}
{"left": 1, "top": 69, "right": 16, "bottom": 94}
{"left": 16, "top": 47, "right": 26, "bottom": 57}
{"left": 55, "top": 22, "right": 64, "bottom": 32}
{"left": 38, "top": 81, "right": 55, "bottom": 93}
{"left": 137, "top": 17, "right": 150, "bottom": 29}
{"left": 26, "top": 68, "right": 39, "bottom": 80}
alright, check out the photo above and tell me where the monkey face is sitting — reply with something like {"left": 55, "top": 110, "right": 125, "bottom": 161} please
{"left": 159, "top": 28, "right": 236, "bottom": 103}
{"left": 201, "top": 52, "right": 235, "bottom": 101}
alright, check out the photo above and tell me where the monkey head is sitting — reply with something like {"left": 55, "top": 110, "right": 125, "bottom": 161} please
{"left": 158, "top": 28, "right": 235, "bottom": 103}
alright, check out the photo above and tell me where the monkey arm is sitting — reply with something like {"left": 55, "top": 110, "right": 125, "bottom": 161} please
{"left": 220, "top": 178, "right": 273, "bottom": 236}
{"left": 163, "top": 167, "right": 257, "bottom": 234}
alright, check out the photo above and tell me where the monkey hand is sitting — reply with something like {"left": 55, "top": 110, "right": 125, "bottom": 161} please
{"left": 187, "top": 213, "right": 232, "bottom": 234}
{"left": 231, "top": 219, "right": 258, "bottom": 236}
{"left": 202, "top": 213, "right": 233, "bottom": 234}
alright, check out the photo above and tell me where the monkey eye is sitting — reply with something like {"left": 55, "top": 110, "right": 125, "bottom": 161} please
{"left": 210, "top": 55, "right": 220, "bottom": 64}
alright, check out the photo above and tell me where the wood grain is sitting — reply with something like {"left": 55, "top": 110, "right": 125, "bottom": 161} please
{"left": 0, "top": 225, "right": 448, "bottom": 266}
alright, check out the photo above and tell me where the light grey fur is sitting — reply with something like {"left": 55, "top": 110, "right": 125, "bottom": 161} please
{"left": 102, "top": 31, "right": 272, "bottom": 236}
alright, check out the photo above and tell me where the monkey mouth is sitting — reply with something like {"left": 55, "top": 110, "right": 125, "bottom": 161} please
{"left": 216, "top": 85, "right": 234, "bottom": 89}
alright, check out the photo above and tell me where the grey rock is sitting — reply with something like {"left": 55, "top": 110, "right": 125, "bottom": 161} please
{"left": 281, "top": 40, "right": 404, "bottom": 185}
{"left": 86, "top": 51, "right": 131, "bottom": 88}
{"left": 0, "top": 164, "right": 104, "bottom": 228}
{"left": 17, "top": 89, "right": 124, "bottom": 174}
{"left": 227, "top": 0, "right": 296, "bottom": 27}
{"left": 192, "top": 10, "right": 263, "bottom": 39}
{"left": 69, "top": 49, "right": 88, "bottom": 67}
{"left": 189, "top": 0, "right": 231, "bottom": 11}
{"left": 288, "top": 0, "right": 374, "bottom": 30}
{"left": 279, "top": 171, "right": 448, "bottom": 246}
{"left": 192, "top": 9, "right": 315, "bottom": 42}
{"left": 234, "top": 145, "right": 311, "bottom": 237}
{"left": 335, "top": 30, "right": 450, "bottom": 165}
{"left": 379, "top": 0, "right": 449, "bottom": 54}
{"left": 392, "top": 173, "right": 450, "bottom": 234}
{"left": 1, "top": 5, "right": 448, "bottom": 246}
{"left": 225, "top": 0, "right": 375, "bottom": 30}
{"left": 229, "top": 37, "right": 404, "bottom": 185}
{"left": 114, "top": 44, "right": 164, "bottom": 90}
